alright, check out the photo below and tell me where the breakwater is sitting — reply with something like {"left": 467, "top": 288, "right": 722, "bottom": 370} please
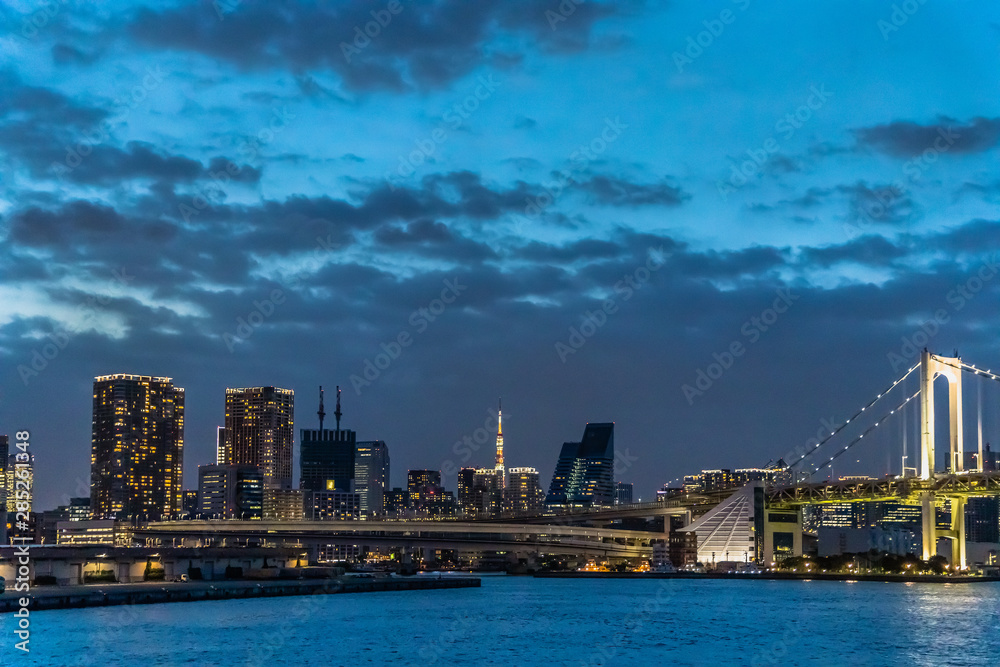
{"left": 0, "top": 575, "right": 480, "bottom": 613}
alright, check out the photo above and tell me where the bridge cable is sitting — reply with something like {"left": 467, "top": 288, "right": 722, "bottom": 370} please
{"left": 804, "top": 388, "right": 921, "bottom": 479}
{"left": 786, "top": 361, "right": 920, "bottom": 470}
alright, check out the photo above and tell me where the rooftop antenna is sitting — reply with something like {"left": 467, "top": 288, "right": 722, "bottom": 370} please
{"left": 335, "top": 385, "right": 343, "bottom": 432}
{"left": 318, "top": 386, "right": 326, "bottom": 431}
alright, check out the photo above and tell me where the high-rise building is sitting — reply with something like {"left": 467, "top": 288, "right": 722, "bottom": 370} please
{"left": 197, "top": 464, "right": 264, "bottom": 519}
{"left": 384, "top": 487, "right": 409, "bottom": 516}
{"left": 216, "top": 426, "right": 228, "bottom": 465}
{"left": 355, "top": 440, "right": 389, "bottom": 516}
{"left": 615, "top": 482, "right": 633, "bottom": 505}
{"left": 506, "top": 467, "right": 544, "bottom": 514}
{"left": 545, "top": 422, "right": 615, "bottom": 507}
{"left": 407, "top": 470, "right": 454, "bottom": 516}
{"left": 966, "top": 497, "right": 1000, "bottom": 543}
{"left": 6, "top": 452, "right": 33, "bottom": 515}
{"left": 225, "top": 386, "right": 294, "bottom": 490}
{"left": 300, "top": 387, "right": 356, "bottom": 493}
{"left": 182, "top": 490, "right": 199, "bottom": 518}
{"left": 472, "top": 468, "right": 503, "bottom": 517}
{"left": 91, "top": 374, "right": 184, "bottom": 520}
{"left": 495, "top": 399, "right": 505, "bottom": 488}
{"left": 457, "top": 467, "right": 477, "bottom": 515}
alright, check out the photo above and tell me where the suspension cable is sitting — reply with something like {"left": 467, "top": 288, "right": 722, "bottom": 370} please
{"left": 787, "top": 362, "right": 920, "bottom": 470}
{"left": 804, "top": 388, "right": 921, "bottom": 479}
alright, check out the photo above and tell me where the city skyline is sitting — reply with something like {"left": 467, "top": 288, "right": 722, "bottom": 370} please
{"left": 2, "top": 1, "right": 1000, "bottom": 523}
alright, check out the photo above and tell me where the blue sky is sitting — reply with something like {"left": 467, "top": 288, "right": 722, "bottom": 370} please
{"left": 1, "top": 0, "right": 1000, "bottom": 510}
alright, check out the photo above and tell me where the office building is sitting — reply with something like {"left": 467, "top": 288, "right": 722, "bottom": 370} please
{"left": 197, "top": 464, "right": 264, "bottom": 520}
{"left": 545, "top": 422, "right": 615, "bottom": 507}
{"left": 182, "top": 490, "right": 198, "bottom": 517}
{"left": 506, "top": 467, "right": 544, "bottom": 514}
{"left": 472, "top": 468, "right": 503, "bottom": 517}
{"left": 263, "top": 488, "right": 305, "bottom": 520}
{"left": 457, "top": 467, "right": 477, "bottom": 515}
{"left": 225, "top": 386, "right": 294, "bottom": 490}
{"left": 6, "top": 452, "right": 33, "bottom": 515}
{"left": 966, "top": 497, "right": 1000, "bottom": 543}
{"left": 216, "top": 426, "right": 228, "bottom": 465}
{"left": 615, "top": 482, "right": 633, "bottom": 505}
{"left": 35, "top": 498, "right": 90, "bottom": 544}
{"left": 300, "top": 428, "right": 355, "bottom": 492}
{"left": 355, "top": 440, "right": 389, "bottom": 516}
{"left": 308, "top": 491, "right": 360, "bottom": 520}
{"left": 91, "top": 374, "right": 184, "bottom": 521}
{"left": 384, "top": 487, "right": 410, "bottom": 516}
{"left": 407, "top": 470, "right": 454, "bottom": 516}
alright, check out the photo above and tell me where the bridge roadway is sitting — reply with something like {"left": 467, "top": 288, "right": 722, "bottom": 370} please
{"left": 766, "top": 470, "right": 1000, "bottom": 507}
{"left": 136, "top": 520, "right": 655, "bottom": 558}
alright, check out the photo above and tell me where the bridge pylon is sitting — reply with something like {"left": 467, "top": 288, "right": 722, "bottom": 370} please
{"left": 920, "top": 350, "right": 965, "bottom": 479}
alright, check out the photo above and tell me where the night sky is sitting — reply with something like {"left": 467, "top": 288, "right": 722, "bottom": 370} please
{"left": 2, "top": 1, "right": 1000, "bottom": 511}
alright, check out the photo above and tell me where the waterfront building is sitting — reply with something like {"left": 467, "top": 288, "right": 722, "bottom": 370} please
{"left": 668, "top": 531, "right": 698, "bottom": 568}
{"left": 472, "top": 468, "right": 503, "bottom": 517}
{"left": 263, "top": 488, "right": 305, "bottom": 520}
{"left": 545, "top": 422, "right": 615, "bottom": 507}
{"left": 383, "top": 487, "right": 410, "bottom": 516}
{"left": 701, "top": 469, "right": 734, "bottom": 491}
{"left": 215, "top": 426, "right": 228, "bottom": 465}
{"left": 35, "top": 498, "right": 90, "bottom": 544}
{"left": 407, "top": 470, "right": 454, "bottom": 516}
{"left": 506, "top": 467, "right": 544, "bottom": 514}
{"left": 225, "top": 386, "right": 295, "bottom": 490}
{"left": 197, "top": 464, "right": 264, "bottom": 520}
{"left": 6, "top": 452, "right": 33, "bottom": 515}
{"left": 91, "top": 374, "right": 184, "bottom": 521}
{"left": 966, "top": 497, "right": 1000, "bottom": 543}
{"left": 307, "top": 490, "right": 360, "bottom": 520}
{"left": 355, "top": 440, "right": 389, "bottom": 516}
{"left": 457, "top": 467, "right": 476, "bottom": 515}
{"left": 182, "top": 490, "right": 198, "bottom": 518}
{"left": 55, "top": 519, "right": 130, "bottom": 546}
{"left": 817, "top": 527, "right": 919, "bottom": 557}
{"left": 615, "top": 481, "right": 633, "bottom": 505}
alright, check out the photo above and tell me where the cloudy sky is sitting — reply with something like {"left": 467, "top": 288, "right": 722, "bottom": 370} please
{"left": 2, "top": 1, "right": 1000, "bottom": 510}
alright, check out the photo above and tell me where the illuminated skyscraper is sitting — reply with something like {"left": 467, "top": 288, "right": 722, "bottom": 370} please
{"left": 216, "top": 426, "right": 228, "bottom": 465}
{"left": 506, "top": 467, "right": 544, "bottom": 514}
{"left": 495, "top": 399, "right": 505, "bottom": 488}
{"left": 225, "top": 386, "right": 294, "bottom": 490}
{"left": 91, "top": 374, "right": 184, "bottom": 520}
{"left": 355, "top": 440, "right": 389, "bottom": 516}
{"left": 545, "top": 422, "right": 615, "bottom": 507}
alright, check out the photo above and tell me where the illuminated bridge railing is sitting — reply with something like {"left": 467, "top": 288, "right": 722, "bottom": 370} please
{"left": 767, "top": 471, "right": 1000, "bottom": 506}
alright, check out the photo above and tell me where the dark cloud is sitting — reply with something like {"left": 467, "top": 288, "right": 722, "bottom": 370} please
{"left": 854, "top": 117, "right": 1000, "bottom": 157}
{"left": 574, "top": 175, "right": 689, "bottom": 207}
{"left": 802, "top": 235, "right": 906, "bottom": 268}
{"left": 124, "top": 0, "right": 637, "bottom": 92}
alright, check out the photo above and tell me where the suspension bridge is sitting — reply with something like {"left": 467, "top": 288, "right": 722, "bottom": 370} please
{"left": 767, "top": 349, "right": 1000, "bottom": 569}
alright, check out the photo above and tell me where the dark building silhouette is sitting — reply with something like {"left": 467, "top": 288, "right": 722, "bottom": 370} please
{"left": 300, "top": 428, "right": 356, "bottom": 492}
{"left": 545, "top": 422, "right": 615, "bottom": 507}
